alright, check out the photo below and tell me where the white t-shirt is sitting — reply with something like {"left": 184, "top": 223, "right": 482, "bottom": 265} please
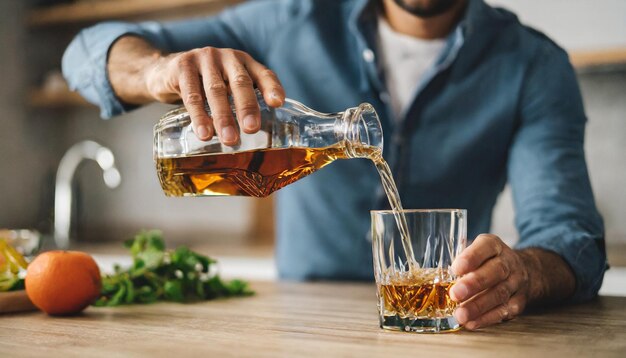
{"left": 377, "top": 15, "right": 446, "bottom": 120}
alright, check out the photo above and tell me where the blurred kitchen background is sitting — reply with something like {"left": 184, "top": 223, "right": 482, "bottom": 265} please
{"left": 0, "top": 0, "right": 624, "bottom": 269}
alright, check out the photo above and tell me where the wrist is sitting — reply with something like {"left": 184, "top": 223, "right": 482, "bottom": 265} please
{"left": 517, "top": 248, "right": 576, "bottom": 305}
{"left": 517, "top": 249, "right": 545, "bottom": 304}
{"left": 107, "top": 35, "right": 162, "bottom": 105}
{"left": 141, "top": 52, "right": 166, "bottom": 102}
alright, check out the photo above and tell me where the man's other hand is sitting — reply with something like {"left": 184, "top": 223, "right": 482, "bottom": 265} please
{"left": 450, "top": 233, "right": 576, "bottom": 330}
{"left": 450, "top": 234, "right": 531, "bottom": 330}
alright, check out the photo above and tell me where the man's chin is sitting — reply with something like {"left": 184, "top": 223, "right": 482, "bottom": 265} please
{"left": 392, "top": 0, "right": 460, "bottom": 18}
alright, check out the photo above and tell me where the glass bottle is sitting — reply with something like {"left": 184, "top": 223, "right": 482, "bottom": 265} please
{"left": 154, "top": 90, "right": 383, "bottom": 197}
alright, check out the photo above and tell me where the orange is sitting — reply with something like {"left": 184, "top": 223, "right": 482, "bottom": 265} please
{"left": 25, "top": 251, "right": 101, "bottom": 315}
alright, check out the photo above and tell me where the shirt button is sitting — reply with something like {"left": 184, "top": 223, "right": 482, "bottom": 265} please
{"left": 362, "top": 48, "right": 375, "bottom": 62}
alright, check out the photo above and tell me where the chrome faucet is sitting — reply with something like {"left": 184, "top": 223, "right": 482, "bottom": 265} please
{"left": 54, "top": 140, "right": 121, "bottom": 249}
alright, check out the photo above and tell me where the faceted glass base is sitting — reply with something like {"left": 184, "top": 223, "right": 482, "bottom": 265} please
{"left": 380, "top": 315, "right": 461, "bottom": 333}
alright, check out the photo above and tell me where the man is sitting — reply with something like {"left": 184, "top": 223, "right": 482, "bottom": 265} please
{"left": 63, "top": 0, "right": 606, "bottom": 330}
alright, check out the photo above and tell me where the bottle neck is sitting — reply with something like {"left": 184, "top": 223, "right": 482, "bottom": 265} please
{"left": 341, "top": 103, "right": 383, "bottom": 158}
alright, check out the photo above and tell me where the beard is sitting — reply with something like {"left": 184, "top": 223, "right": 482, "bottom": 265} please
{"left": 392, "top": 0, "right": 460, "bottom": 18}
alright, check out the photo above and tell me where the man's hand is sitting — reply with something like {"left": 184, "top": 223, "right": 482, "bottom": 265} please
{"left": 107, "top": 36, "right": 285, "bottom": 145}
{"left": 450, "top": 234, "right": 576, "bottom": 330}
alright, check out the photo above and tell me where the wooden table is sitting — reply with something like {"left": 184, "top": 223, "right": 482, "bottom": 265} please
{"left": 1, "top": 281, "right": 625, "bottom": 357}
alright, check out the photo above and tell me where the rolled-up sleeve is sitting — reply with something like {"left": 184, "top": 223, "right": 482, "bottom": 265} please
{"left": 509, "top": 41, "right": 607, "bottom": 303}
{"left": 62, "top": 0, "right": 293, "bottom": 118}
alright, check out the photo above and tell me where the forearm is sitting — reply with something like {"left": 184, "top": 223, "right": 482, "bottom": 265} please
{"left": 517, "top": 248, "right": 576, "bottom": 305}
{"left": 107, "top": 35, "right": 162, "bottom": 105}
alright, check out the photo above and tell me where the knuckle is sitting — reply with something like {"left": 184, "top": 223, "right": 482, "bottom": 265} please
{"left": 509, "top": 302, "right": 521, "bottom": 316}
{"left": 478, "top": 233, "right": 500, "bottom": 245}
{"left": 260, "top": 68, "right": 278, "bottom": 80}
{"left": 207, "top": 82, "right": 228, "bottom": 96}
{"left": 175, "top": 53, "right": 194, "bottom": 67}
{"left": 185, "top": 92, "right": 204, "bottom": 106}
{"left": 200, "top": 46, "right": 218, "bottom": 56}
{"left": 230, "top": 73, "right": 253, "bottom": 88}
{"left": 235, "top": 50, "right": 251, "bottom": 60}
{"left": 221, "top": 48, "right": 238, "bottom": 58}
{"left": 493, "top": 240, "right": 502, "bottom": 253}
{"left": 230, "top": 49, "right": 246, "bottom": 57}
{"left": 496, "top": 260, "right": 511, "bottom": 279}
{"left": 495, "top": 284, "right": 511, "bottom": 304}
{"left": 519, "top": 267, "right": 530, "bottom": 285}
{"left": 498, "top": 305, "right": 510, "bottom": 322}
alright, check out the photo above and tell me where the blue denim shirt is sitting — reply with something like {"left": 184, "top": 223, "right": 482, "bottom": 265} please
{"left": 63, "top": 0, "right": 606, "bottom": 302}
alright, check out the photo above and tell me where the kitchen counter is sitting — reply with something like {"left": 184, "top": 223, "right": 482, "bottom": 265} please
{"left": 1, "top": 281, "right": 625, "bottom": 357}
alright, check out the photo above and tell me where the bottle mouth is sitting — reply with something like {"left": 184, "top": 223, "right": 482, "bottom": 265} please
{"left": 344, "top": 103, "right": 383, "bottom": 158}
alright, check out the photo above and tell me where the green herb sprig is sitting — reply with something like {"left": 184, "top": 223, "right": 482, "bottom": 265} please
{"left": 0, "top": 276, "right": 24, "bottom": 292}
{"left": 94, "top": 230, "right": 252, "bottom": 306}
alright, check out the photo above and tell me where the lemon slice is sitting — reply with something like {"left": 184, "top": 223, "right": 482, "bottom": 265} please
{"left": 0, "top": 239, "right": 28, "bottom": 274}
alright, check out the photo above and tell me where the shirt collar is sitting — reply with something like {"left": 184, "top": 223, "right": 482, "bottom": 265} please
{"left": 458, "top": 0, "right": 494, "bottom": 37}
{"left": 348, "top": 0, "right": 493, "bottom": 89}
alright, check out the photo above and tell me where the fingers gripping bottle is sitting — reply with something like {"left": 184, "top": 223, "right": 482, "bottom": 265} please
{"left": 154, "top": 90, "right": 383, "bottom": 197}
